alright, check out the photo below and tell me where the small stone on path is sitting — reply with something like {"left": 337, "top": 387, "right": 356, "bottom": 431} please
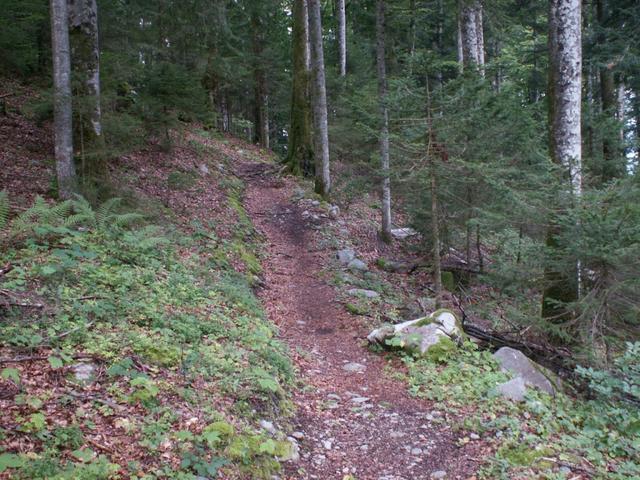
{"left": 342, "top": 362, "right": 366, "bottom": 373}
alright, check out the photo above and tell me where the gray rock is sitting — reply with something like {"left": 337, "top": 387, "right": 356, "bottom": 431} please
{"left": 322, "top": 440, "right": 332, "bottom": 450}
{"left": 198, "top": 164, "right": 209, "bottom": 176}
{"left": 291, "top": 431, "right": 305, "bottom": 440}
{"left": 411, "top": 447, "right": 423, "bottom": 455}
{"left": 311, "top": 200, "right": 320, "bottom": 207}
{"left": 430, "top": 471, "right": 447, "bottom": 479}
{"left": 342, "top": 362, "right": 366, "bottom": 373}
{"left": 347, "top": 288, "right": 379, "bottom": 299}
{"left": 391, "top": 227, "right": 419, "bottom": 240}
{"left": 351, "top": 396, "right": 369, "bottom": 404}
{"left": 280, "top": 437, "right": 300, "bottom": 462}
{"left": 337, "top": 249, "right": 356, "bottom": 265}
{"left": 347, "top": 259, "right": 368, "bottom": 271}
{"left": 368, "top": 309, "right": 462, "bottom": 357}
{"left": 497, "top": 376, "right": 528, "bottom": 402}
{"left": 329, "top": 205, "right": 340, "bottom": 219}
{"left": 72, "top": 362, "right": 96, "bottom": 382}
{"left": 398, "top": 323, "right": 450, "bottom": 356}
{"left": 259, "top": 419, "right": 276, "bottom": 435}
{"left": 469, "top": 433, "right": 480, "bottom": 440}
{"left": 493, "top": 347, "right": 556, "bottom": 396}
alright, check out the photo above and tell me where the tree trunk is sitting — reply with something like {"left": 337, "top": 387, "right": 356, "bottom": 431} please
{"left": 308, "top": 0, "right": 331, "bottom": 197}
{"left": 285, "top": 0, "right": 314, "bottom": 176}
{"left": 542, "top": 0, "right": 582, "bottom": 321}
{"left": 337, "top": 0, "right": 346, "bottom": 76}
{"left": 51, "top": 0, "right": 76, "bottom": 199}
{"left": 252, "top": 12, "right": 269, "bottom": 149}
{"left": 460, "top": 0, "right": 480, "bottom": 69}
{"left": 457, "top": 11, "right": 464, "bottom": 69}
{"left": 68, "top": 0, "right": 105, "bottom": 180}
{"left": 475, "top": 3, "right": 485, "bottom": 75}
{"left": 376, "top": 0, "right": 392, "bottom": 243}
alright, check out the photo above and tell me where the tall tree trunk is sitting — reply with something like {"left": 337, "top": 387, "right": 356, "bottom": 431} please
{"left": 68, "top": 0, "right": 105, "bottom": 180}
{"left": 376, "top": 0, "right": 392, "bottom": 243}
{"left": 337, "top": 0, "right": 346, "bottom": 76}
{"left": 308, "top": 0, "right": 331, "bottom": 197}
{"left": 542, "top": 0, "right": 582, "bottom": 321}
{"left": 252, "top": 12, "right": 269, "bottom": 149}
{"left": 457, "top": 11, "right": 464, "bottom": 69}
{"left": 426, "top": 83, "right": 442, "bottom": 309}
{"left": 460, "top": 1, "right": 480, "bottom": 69}
{"left": 475, "top": 3, "right": 485, "bottom": 75}
{"left": 51, "top": 0, "right": 76, "bottom": 199}
{"left": 596, "top": 0, "right": 623, "bottom": 181}
{"left": 285, "top": 0, "right": 314, "bottom": 175}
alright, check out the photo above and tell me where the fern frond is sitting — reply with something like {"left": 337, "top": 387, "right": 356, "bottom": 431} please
{"left": 70, "top": 195, "right": 97, "bottom": 228}
{"left": 96, "top": 198, "right": 123, "bottom": 226}
{"left": 0, "top": 190, "right": 9, "bottom": 231}
{"left": 111, "top": 212, "right": 144, "bottom": 228}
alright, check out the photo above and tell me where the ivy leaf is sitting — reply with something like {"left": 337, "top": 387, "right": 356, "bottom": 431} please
{"left": 0, "top": 453, "right": 24, "bottom": 472}
{"left": 48, "top": 356, "right": 64, "bottom": 369}
{"left": 1, "top": 367, "right": 20, "bottom": 383}
{"left": 71, "top": 448, "right": 95, "bottom": 462}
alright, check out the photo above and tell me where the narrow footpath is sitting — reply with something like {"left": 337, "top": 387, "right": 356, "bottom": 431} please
{"left": 240, "top": 161, "right": 479, "bottom": 480}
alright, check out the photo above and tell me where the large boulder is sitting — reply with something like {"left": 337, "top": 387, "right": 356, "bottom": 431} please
{"left": 493, "top": 347, "right": 557, "bottom": 398}
{"left": 367, "top": 309, "right": 463, "bottom": 357}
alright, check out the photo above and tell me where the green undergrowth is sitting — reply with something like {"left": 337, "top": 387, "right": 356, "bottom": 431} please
{"left": 403, "top": 342, "right": 640, "bottom": 479}
{"left": 0, "top": 170, "right": 294, "bottom": 478}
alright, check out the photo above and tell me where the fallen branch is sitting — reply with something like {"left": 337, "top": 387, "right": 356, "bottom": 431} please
{"left": 0, "top": 263, "right": 12, "bottom": 278}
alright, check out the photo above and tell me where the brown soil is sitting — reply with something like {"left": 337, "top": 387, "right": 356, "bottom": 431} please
{"left": 240, "top": 162, "right": 481, "bottom": 480}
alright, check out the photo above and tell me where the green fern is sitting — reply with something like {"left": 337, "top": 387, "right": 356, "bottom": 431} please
{"left": 0, "top": 190, "right": 8, "bottom": 231}
{"left": 11, "top": 196, "right": 73, "bottom": 236}
{"left": 68, "top": 196, "right": 144, "bottom": 230}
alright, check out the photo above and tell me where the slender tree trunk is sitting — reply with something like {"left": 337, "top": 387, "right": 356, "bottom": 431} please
{"left": 457, "top": 11, "right": 464, "bottom": 69}
{"left": 51, "top": 0, "right": 76, "bottom": 199}
{"left": 426, "top": 80, "right": 442, "bottom": 308}
{"left": 68, "top": 0, "right": 105, "bottom": 179}
{"left": 308, "top": 0, "right": 331, "bottom": 197}
{"left": 376, "top": 0, "right": 392, "bottom": 243}
{"left": 285, "top": 0, "right": 314, "bottom": 175}
{"left": 542, "top": 0, "right": 582, "bottom": 321}
{"left": 475, "top": 3, "right": 485, "bottom": 75}
{"left": 460, "top": 0, "right": 480, "bottom": 69}
{"left": 252, "top": 12, "right": 269, "bottom": 149}
{"left": 337, "top": 0, "right": 346, "bottom": 76}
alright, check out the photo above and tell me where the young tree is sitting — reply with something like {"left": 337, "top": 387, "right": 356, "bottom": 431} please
{"left": 337, "top": 0, "right": 346, "bottom": 76}
{"left": 51, "top": 0, "right": 76, "bottom": 199}
{"left": 376, "top": 0, "right": 391, "bottom": 242}
{"left": 285, "top": 0, "right": 314, "bottom": 175}
{"left": 68, "top": 0, "right": 106, "bottom": 178}
{"left": 542, "top": 0, "right": 582, "bottom": 320}
{"left": 308, "top": 0, "right": 331, "bottom": 197}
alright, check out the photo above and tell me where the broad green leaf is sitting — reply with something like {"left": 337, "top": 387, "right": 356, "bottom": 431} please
{"left": 48, "top": 356, "right": 64, "bottom": 369}
{"left": 1, "top": 368, "right": 20, "bottom": 383}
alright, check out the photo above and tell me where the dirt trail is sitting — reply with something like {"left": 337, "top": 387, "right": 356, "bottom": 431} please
{"left": 240, "top": 162, "right": 478, "bottom": 480}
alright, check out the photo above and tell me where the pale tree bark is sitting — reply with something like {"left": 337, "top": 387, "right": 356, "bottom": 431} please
{"left": 68, "top": 0, "right": 105, "bottom": 178}
{"left": 308, "top": 0, "right": 331, "bottom": 197}
{"left": 285, "top": 0, "right": 314, "bottom": 175}
{"left": 460, "top": 0, "right": 480, "bottom": 69}
{"left": 426, "top": 83, "right": 442, "bottom": 308}
{"left": 51, "top": 0, "right": 76, "bottom": 199}
{"left": 457, "top": 13, "right": 464, "bottom": 68}
{"left": 542, "top": 0, "right": 582, "bottom": 321}
{"left": 376, "top": 0, "right": 392, "bottom": 243}
{"left": 475, "top": 4, "right": 485, "bottom": 74}
{"left": 337, "top": 0, "right": 346, "bottom": 76}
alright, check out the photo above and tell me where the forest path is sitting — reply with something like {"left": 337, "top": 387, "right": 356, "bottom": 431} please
{"left": 239, "top": 160, "right": 477, "bottom": 480}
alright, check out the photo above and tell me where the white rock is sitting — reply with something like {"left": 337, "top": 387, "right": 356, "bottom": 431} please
{"left": 342, "top": 362, "right": 366, "bottom": 373}
{"left": 430, "top": 471, "right": 447, "bottom": 479}
{"left": 337, "top": 249, "right": 356, "bottom": 265}
{"left": 259, "top": 419, "right": 276, "bottom": 435}
{"left": 347, "top": 288, "right": 379, "bottom": 299}
{"left": 391, "top": 227, "right": 419, "bottom": 240}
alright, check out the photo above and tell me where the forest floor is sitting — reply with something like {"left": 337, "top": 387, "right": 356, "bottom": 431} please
{"left": 3, "top": 84, "right": 622, "bottom": 479}
{"left": 239, "top": 161, "right": 482, "bottom": 480}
